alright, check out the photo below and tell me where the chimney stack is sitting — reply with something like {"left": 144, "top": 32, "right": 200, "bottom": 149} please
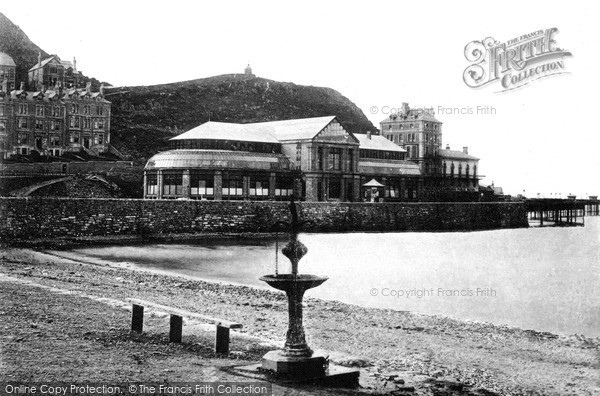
{"left": 463, "top": 146, "right": 468, "bottom": 154}
{"left": 85, "top": 81, "right": 91, "bottom": 94}
{"left": 402, "top": 102, "right": 409, "bottom": 115}
{"left": 100, "top": 83, "right": 105, "bottom": 97}
{"left": 446, "top": 144, "right": 450, "bottom": 150}
{"left": 73, "top": 57, "right": 77, "bottom": 72}
{"left": 38, "top": 52, "right": 42, "bottom": 66}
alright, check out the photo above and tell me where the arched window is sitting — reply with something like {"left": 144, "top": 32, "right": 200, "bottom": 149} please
{"left": 466, "top": 164, "right": 470, "bottom": 178}
{"left": 443, "top": 162, "right": 447, "bottom": 176}
{"left": 450, "top": 163, "right": 455, "bottom": 177}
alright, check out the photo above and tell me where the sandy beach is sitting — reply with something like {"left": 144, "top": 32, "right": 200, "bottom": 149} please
{"left": 1, "top": 247, "right": 599, "bottom": 396}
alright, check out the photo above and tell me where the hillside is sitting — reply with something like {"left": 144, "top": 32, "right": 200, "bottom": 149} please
{"left": 0, "top": 12, "right": 104, "bottom": 89}
{"left": 1, "top": 12, "right": 378, "bottom": 166}
{"left": 107, "top": 74, "right": 378, "bottom": 164}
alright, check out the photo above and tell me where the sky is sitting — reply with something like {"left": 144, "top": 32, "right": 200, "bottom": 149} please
{"left": 2, "top": 0, "right": 599, "bottom": 197}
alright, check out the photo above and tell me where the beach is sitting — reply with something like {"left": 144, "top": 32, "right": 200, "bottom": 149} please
{"left": 1, "top": 247, "right": 598, "bottom": 396}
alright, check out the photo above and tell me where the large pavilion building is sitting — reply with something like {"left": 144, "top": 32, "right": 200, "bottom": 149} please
{"left": 144, "top": 116, "right": 424, "bottom": 202}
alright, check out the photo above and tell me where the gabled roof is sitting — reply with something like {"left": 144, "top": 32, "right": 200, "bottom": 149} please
{"left": 0, "top": 52, "right": 16, "bottom": 67}
{"left": 28, "top": 55, "right": 61, "bottom": 72}
{"left": 171, "top": 116, "right": 355, "bottom": 145}
{"left": 250, "top": 115, "right": 340, "bottom": 141}
{"left": 171, "top": 121, "right": 280, "bottom": 144}
{"left": 355, "top": 133, "right": 406, "bottom": 152}
{"left": 60, "top": 60, "right": 74, "bottom": 69}
{"left": 439, "top": 149, "right": 479, "bottom": 161}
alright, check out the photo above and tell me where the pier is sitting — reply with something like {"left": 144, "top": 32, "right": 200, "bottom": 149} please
{"left": 525, "top": 198, "right": 592, "bottom": 227}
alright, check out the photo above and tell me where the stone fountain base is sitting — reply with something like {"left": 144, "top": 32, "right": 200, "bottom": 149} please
{"left": 234, "top": 354, "right": 360, "bottom": 387}
{"left": 261, "top": 350, "right": 328, "bottom": 379}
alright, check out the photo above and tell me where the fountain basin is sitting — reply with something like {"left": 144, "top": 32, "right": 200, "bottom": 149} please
{"left": 260, "top": 274, "right": 328, "bottom": 292}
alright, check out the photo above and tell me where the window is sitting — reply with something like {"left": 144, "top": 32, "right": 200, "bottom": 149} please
{"left": 275, "top": 176, "right": 294, "bottom": 198}
{"left": 330, "top": 147, "right": 342, "bottom": 171}
{"left": 0, "top": 120, "right": 5, "bottom": 131}
{"left": 18, "top": 118, "right": 28, "bottom": 129}
{"left": 84, "top": 118, "right": 91, "bottom": 129}
{"left": 36, "top": 105, "right": 44, "bottom": 116}
{"left": 50, "top": 135, "right": 60, "bottom": 146}
{"left": 35, "top": 120, "right": 44, "bottom": 130}
{"left": 52, "top": 106, "right": 62, "bottom": 117}
{"left": 385, "top": 180, "right": 402, "bottom": 199}
{"left": 0, "top": 105, "right": 4, "bottom": 117}
{"left": 162, "top": 172, "right": 183, "bottom": 196}
{"left": 49, "top": 65, "right": 57, "bottom": 74}
{"left": 296, "top": 143, "right": 302, "bottom": 162}
{"left": 348, "top": 149, "right": 354, "bottom": 172}
{"left": 249, "top": 176, "right": 269, "bottom": 198}
{"left": 70, "top": 132, "right": 79, "bottom": 144}
{"left": 190, "top": 172, "right": 214, "bottom": 198}
{"left": 146, "top": 173, "right": 158, "bottom": 195}
{"left": 222, "top": 174, "right": 243, "bottom": 198}
{"left": 96, "top": 106, "right": 104, "bottom": 116}
{"left": 328, "top": 177, "right": 341, "bottom": 199}
{"left": 317, "top": 147, "right": 324, "bottom": 170}
{"left": 17, "top": 133, "right": 28, "bottom": 144}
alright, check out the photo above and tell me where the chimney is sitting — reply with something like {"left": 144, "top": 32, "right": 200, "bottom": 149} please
{"left": 100, "top": 83, "right": 105, "bottom": 97}
{"left": 446, "top": 144, "right": 450, "bottom": 150}
{"left": 367, "top": 131, "right": 371, "bottom": 140}
{"left": 38, "top": 52, "right": 42, "bottom": 66}
{"left": 463, "top": 146, "right": 468, "bottom": 154}
{"left": 402, "top": 102, "right": 409, "bottom": 114}
{"left": 73, "top": 57, "right": 77, "bottom": 72}
{"left": 85, "top": 81, "right": 91, "bottom": 94}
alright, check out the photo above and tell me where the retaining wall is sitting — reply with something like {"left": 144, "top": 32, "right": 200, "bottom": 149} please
{"left": 0, "top": 198, "right": 528, "bottom": 240}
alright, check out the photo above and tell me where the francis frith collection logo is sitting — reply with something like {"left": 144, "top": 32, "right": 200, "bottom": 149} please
{"left": 463, "top": 28, "right": 572, "bottom": 92}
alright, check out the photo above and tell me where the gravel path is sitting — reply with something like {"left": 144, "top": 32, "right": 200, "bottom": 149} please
{"left": 1, "top": 248, "right": 598, "bottom": 396}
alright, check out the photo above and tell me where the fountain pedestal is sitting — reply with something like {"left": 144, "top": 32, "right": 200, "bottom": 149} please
{"left": 260, "top": 274, "right": 329, "bottom": 379}
{"left": 253, "top": 198, "right": 359, "bottom": 386}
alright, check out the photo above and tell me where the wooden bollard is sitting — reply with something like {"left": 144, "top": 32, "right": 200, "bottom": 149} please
{"left": 215, "top": 325, "right": 230, "bottom": 355}
{"left": 131, "top": 304, "right": 144, "bottom": 333}
{"left": 170, "top": 314, "right": 183, "bottom": 343}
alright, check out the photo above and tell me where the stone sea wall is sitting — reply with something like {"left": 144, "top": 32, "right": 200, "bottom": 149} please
{"left": 0, "top": 198, "right": 528, "bottom": 240}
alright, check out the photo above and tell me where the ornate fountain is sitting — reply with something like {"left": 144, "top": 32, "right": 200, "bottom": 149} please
{"left": 258, "top": 197, "right": 358, "bottom": 384}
